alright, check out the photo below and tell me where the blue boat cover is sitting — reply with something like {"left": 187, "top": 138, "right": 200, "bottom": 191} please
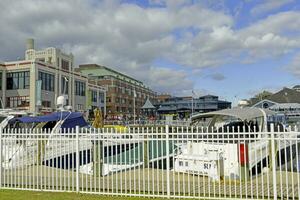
{"left": 9, "top": 112, "right": 88, "bottom": 129}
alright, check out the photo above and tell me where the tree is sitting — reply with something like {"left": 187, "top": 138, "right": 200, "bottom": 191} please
{"left": 254, "top": 91, "right": 273, "bottom": 100}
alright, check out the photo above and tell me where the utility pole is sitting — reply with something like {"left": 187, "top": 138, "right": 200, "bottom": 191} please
{"left": 133, "top": 89, "right": 136, "bottom": 125}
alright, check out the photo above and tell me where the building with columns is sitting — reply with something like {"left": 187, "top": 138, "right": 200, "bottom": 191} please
{"left": 0, "top": 39, "right": 106, "bottom": 115}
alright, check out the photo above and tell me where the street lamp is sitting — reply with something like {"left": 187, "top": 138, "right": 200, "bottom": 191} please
{"left": 191, "top": 90, "right": 196, "bottom": 120}
{"left": 133, "top": 89, "right": 136, "bottom": 125}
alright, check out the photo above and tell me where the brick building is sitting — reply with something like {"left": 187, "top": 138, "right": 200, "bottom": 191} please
{"left": 76, "top": 64, "right": 156, "bottom": 119}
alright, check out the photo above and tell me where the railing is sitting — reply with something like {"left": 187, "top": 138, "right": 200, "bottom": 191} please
{"left": 0, "top": 125, "right": 300, "bottom": 200}
{"left": 104, "top": 120, "right": 191, "bottom": 126}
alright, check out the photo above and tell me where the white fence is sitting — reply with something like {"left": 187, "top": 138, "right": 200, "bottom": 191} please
{"left": 0, "top": 125, "right": 300, "bottom": 200}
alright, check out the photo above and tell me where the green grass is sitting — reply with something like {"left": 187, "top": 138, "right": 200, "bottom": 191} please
{"left": 0, "top": 189, "right": 166, "bottom": 200}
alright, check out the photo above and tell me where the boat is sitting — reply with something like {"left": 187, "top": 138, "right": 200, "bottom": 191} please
{"left": 0, "top": 109, "right": 28, "bottom": 129}
{"left": 2, "top": 111, "right": 92, "bottom": 170}
{"left": 173, "top": 107, "right": 299, "bottom": 180}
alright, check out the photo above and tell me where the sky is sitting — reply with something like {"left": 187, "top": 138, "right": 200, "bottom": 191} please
{"left": 1, "top": 0, "right": 300, "bottom": 105}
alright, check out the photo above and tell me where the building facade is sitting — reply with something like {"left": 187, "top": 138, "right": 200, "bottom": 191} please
{"left": 77, "top": 64, "right": 156, "bottom": 119}
{"left": 155, "top": 94, "right": 172, "bottom": 103}
{"left": 0, "top": 39, "right": 106, "bottom": 115}
{"left": 157, "top": 95, "right": 231, "bottom": 118}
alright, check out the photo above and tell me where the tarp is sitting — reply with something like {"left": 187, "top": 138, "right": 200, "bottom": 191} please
{"left": 9, "top": 112, "right": 88, "bottom": 129}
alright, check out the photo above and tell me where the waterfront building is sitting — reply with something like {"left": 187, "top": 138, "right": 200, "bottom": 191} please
{"left": 249, "top": 87, "right": 300, "bottom": 108}
{"left": 156, "top": 95, "right": 231, "bottom": 118}
{"left": 293, "top": 85, "right": 300, "bottom": 92}
{"left": 248, "top": 87, "right": 300, "bottom": 125}
{"left": 0, "top": 39, "right": 106, "bottom": 115}
{"left": 76, "top": 64, "right": 156, "bottom": 119}
{"left": 155, "top": 93, "right": 172, "bottom": 103}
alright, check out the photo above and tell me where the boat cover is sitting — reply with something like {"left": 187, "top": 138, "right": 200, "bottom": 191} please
{"left": 9, "top": 112, "right": 88, "bottom": 129}
{"left": 192, "top": 107, "right": 276, "bottom": 121}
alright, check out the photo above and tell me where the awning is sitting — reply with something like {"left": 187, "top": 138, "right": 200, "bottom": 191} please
{"left": 9, "top": 112, "right": 88, "bottom": 129}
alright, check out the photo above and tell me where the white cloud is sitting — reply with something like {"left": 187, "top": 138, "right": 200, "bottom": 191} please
{"left": 251, "top": 0, "right": 294, "bottom": 15}
{"left": 0, "top": 0, "right": 300, "bottom": 94}
{"left": 286, "top": 52, "right": 300, "bottom": 77}
{"left": 240, "top": 11, "right": 300, "bottom": 36}
{"left": 244, "top": 33, "right": 299, "bottom": 58}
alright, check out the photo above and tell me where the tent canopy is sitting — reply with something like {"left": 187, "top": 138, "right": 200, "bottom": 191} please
{"left": 9, "top": 112, "right": 88, "bottom": 129}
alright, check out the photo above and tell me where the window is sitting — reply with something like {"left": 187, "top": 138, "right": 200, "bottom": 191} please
{"left": 91, "top": 90, "right": 97, "bottom": 103}
{"left": 6, "top": 71, "right": 30, "bottom": 90}
{"left": 61, "top": 59, "right": 69, "bottom": 70}
{"left": 179, "top": 161, "right": 183, "bottom": 166}
{"left": 185, "top": 162, "right": 189, "bottom": 167}
{"left": 75, "top": 80, "right": 85, "bottom": 96}
{"left": 61, "top": 76, "right": 69, "bottom": 94}
{"left": 38, "top": 71, "right": 54, "bottom": 91}
{"left": 77, "top": 104, "right": 83, "bottom": 110}
{"left": 99, "top": 92, "right": 105, "bottom": 103}
{"left": 6, "top": 96, "right": 29, "bottom": 108}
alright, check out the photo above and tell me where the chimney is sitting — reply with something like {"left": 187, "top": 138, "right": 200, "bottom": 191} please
{"left": 26, "top": 38, "right": 34, "bottom": 50}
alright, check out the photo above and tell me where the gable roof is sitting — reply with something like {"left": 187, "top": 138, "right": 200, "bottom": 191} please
{"left": 141, "top": 98, "right": 155, "bottom": 109}
{"left": 252, "top": 99, "right": 277, "bottom": 108}
{"left": 249, "top": 87, "right": 300, "bottom": 106}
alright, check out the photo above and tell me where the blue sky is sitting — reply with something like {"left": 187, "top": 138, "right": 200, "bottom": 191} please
{"left": 1, "top": 0, "right": 300, "bottom": 105}
{"left": 137, "top": 0, "right": 300, "bottom": 104}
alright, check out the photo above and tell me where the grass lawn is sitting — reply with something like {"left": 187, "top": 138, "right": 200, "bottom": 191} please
{"left": 0, "top": 189, "right": 167, "bottom": 200}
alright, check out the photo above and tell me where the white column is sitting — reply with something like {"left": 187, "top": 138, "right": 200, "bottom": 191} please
{"left": 29, "top": 63, "right": 37, "bottom": 114}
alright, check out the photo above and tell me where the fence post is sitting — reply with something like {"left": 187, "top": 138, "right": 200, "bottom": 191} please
{"left": 165, "top": 125, "right": 170, "bottom": 199}
{"left": 143, "top": 129, "right": 148, "bottom": 168}
{"left": 0, "top": 127, "right": 2, "bottom": 189}
{"left": 270, "top": 124, "right": 277, "bottom": 200}
{"left": 76, "top": 126, "right": 80, "bottom": 193}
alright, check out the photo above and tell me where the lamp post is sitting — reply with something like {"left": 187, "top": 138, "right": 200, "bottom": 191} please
{"left": 191, "top": 90, "right": 196, "bottom": 120}
{"left": 133, "top": 89, "right": 136, "bottom": 125}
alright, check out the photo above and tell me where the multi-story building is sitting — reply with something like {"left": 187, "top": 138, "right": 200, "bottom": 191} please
{"left": 155, "top": 93, "right": 172, "bottom": 103}
{"left": 0, "top": 39, "right": 106, "bottom": 115}
{"left": 76, "top": 64, "right": 156, "bottom": 119}
{"left": 157, "top": 95, "right": 231, "bottom": 118}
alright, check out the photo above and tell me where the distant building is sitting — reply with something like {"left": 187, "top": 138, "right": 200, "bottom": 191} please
{"left": 156, "top": 94, "right": 172, "bottom": 103}
{"left": 249, "top": 87, "right": 300, "bottom": 108}
{"left": 269, "top": 103, "right": 300, "bottom": 124}
{"left": 0, "top": 39, "right": 106, "bottom": 114}
{"left": 76, "top": 64, "right": 156, "bottom": 119}
{"left": 238, "top": 99, "right": 249, "bottom": 108}
{"left": 293, "top": 85, "right": 300, "bottom": 92}
{"left": 249, "top": 87, "right": 300, "bottom": 124}
{"left": 156, "top": 95, "right": 231, "bottom": 118}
